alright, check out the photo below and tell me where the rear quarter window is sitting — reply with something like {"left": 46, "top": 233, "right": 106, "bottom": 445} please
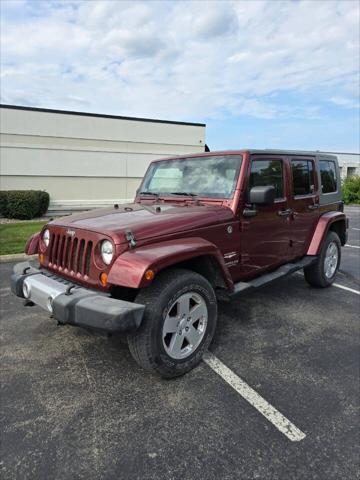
{"left": 320, "top": 160, "right": 337, "bottom": 193}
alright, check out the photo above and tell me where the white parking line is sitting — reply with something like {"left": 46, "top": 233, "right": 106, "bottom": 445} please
{"left": 332, "top": 283, "right": 360, "bottom": 295}
{"left": 351, "top": 228, "right": 360, "bottom": 231}
{"left": 203, "top": 351, "right": 306, "bottom": 442}
{"left": 345, "top": 244, "right": 360, "bottom": 249}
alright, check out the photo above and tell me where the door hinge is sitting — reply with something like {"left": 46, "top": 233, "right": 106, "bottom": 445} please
{"left": 239, "top": 221, "right": 250, "bottom": 232}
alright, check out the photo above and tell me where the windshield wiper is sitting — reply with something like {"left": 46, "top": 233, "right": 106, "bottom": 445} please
{"left": 139, "top": 191, "right": 159, "bottom": 197}
{"left": 170, "top": 192, "right": 198, "bottom": 197}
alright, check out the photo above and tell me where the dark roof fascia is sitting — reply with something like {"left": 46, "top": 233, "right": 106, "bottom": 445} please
{"left": 0, "top": 104, "right": 206, "bottom": 127}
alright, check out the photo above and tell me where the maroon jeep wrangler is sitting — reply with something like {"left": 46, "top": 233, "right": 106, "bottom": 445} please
{"left": 12, "top": 150, "right": 348, "bottom": 377}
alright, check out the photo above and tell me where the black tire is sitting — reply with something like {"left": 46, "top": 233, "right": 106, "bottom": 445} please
{"left": 127, "top": 268, "right": 217, "bottom": 378}
{"left": 304, "top": 231, "right": 341, "bottom": 288}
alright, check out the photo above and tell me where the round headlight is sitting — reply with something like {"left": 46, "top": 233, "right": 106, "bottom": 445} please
{"left": 42, "top": 229, "right": 50, "bottom": 248}
{"left": 101, "top": 240, "right": 113, "bottom": 265}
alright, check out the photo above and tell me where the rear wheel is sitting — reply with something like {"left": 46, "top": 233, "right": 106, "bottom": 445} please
{"left": 127, "top": 269, "right": 217, "bottom": 378}
{"left": 304, "top": 231, "right": 341, "bottom": 287}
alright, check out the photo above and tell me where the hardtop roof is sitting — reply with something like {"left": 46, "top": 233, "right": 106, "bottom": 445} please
{"left": 245, "top": 149, "right": 338, "bottom": 158}
{"left": 152, "top": 149, "right": 338, "bottom": 163}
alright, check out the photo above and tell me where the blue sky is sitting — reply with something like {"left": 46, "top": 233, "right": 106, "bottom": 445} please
{"left": 1, "top": 0, "right": 359, "bottom": 152}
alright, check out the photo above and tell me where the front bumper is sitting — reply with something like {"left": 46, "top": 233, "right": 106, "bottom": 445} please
{"left": 11, "top": 262, "right": 145, "bottom": 333}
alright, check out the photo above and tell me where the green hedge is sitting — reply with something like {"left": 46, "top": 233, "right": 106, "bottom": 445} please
{"left": 0, "top": 190, "right": 50, "bottom": 219}
{"left": 342, "top": 175, "right": 360, "bottom": 205}
{"left": 36, "top": 191, "right": 50, "bottom": 216}
{"left": 0, "top": 191, "right": 7, "bottom": 217}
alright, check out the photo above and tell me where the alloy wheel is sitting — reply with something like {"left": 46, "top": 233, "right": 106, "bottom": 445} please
{"left": 324, "top": 241, "right": 339, "bottom": 279}
{"left": 162, "top": 292, "right": 208, "bottom": 360}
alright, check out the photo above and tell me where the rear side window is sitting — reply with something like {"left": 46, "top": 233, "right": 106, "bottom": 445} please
{"left": 249, "top": 159, "right": 283, "bottom": 198}
{"left": 320, "top": 160, "right": 337, "bottom": 193}
{"left": 291, "top": 160, "right": 315, "bottom": 196}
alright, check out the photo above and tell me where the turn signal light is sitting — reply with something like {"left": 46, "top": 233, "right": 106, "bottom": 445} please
{"left": 39, "top": 253, "right": 45, "bottom": 264}
{"left": 100, "top": 272, "right": 108, "bottom": 286}
{"left": 144, "top": 269, "right": 155, "bottom": 281}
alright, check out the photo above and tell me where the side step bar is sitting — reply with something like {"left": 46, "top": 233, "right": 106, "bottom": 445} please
{"left": 230, "top": 255, "right": 317, "bottom": 298}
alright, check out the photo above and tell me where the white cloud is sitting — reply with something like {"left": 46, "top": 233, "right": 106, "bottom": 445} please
{"left": 0, "top": 0, "right": 359, "bottom": 122}
{"left": 192, "top": 5, "right": 238, "bottom": 39}
{"left": 330, "top": 96, "right": 360, "bottom": 109}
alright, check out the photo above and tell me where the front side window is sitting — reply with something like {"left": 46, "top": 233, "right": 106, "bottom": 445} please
{"left": 291, "top": 160, "right": 315, "bottom": 196}
{"left": 249, "top": 159, "right": 284, "bottom": 198}
{"left": 320, "top": 160, "right": 337, "bottom": 193}
{"left": 142, "top": 155, "right": 242, "bottom": 199}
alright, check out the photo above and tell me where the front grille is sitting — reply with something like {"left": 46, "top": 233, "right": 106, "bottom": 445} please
{"left": 48, "top": 233, "right": 93, "bottom": 277}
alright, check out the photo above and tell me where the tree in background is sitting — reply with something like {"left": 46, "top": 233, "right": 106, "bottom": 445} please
{"left": 342, "top": 175, "right": 360, "bottom": 205}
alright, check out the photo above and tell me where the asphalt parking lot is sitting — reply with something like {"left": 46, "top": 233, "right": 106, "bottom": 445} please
{"left": 1, "top": 206, "right": 359, "bottom": 480}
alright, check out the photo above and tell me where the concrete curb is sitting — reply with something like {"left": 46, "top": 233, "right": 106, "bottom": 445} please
{"left": 0, "top": 253, "right": 37, "bottom": 264}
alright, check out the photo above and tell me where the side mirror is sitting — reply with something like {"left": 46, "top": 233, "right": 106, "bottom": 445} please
{"left": 249, "top": 185, "right": 276, "bottom": 205}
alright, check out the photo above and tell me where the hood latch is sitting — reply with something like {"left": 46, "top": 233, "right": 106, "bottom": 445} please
{"left": 125, "top": 229, "right": 137, "bottom": 248}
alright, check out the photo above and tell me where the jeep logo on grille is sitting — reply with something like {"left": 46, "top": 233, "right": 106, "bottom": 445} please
{"left": 66, "top": 229, "right": 76, "bottom": 237}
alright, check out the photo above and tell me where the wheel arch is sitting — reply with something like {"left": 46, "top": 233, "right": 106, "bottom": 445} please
{"left": 307, "top": 211, "right": 347, "bottom": 255}
{"left": 25, "top": 232, "right": 40, "bottom": 255}
{"left": 159, "top": 254, "right": 229, "bottom": 291}
{"left": 328, "top": 219, "right": 347, "bottom": 246}
{"left": 108, "top": 237, "right": 234, "bottom": 291}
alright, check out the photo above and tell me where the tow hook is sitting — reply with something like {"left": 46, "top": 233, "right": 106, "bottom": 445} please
{"left": 65, "top": 285, "right": 77, "bottom": 296}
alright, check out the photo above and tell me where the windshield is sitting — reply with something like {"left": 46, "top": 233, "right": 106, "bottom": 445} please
{"left": 141, "top": 155, "right": 242, "bottom": 199}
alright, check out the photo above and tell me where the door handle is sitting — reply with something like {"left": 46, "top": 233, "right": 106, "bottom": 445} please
{"left": 308, "top": 204, "right": 320, "bottom": 210}
{"left": 277, "top": 208, "right": 293, "bottom": 217}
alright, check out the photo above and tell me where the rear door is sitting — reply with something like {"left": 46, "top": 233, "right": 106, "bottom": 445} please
{"left": 288, "top": 156, "right": 320, "bottom": 257}
{"left": 239, "top": 155, "right": 293, "bottom": 277}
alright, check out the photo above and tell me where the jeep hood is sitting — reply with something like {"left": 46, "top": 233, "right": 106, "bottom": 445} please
{"left": 50, "top": 202, "right": 234, "bottom": 245}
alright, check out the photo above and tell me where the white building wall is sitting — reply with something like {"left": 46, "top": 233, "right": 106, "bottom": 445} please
{"left": 0, "top": 106, "right": 206, "bottom": 212}
{"left": 333, "top": 152, "right": 360, "bottom": 179}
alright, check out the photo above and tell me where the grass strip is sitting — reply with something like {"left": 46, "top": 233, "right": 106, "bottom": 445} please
{"left": 0, "top": 221, "right": 46, "bottom": 255}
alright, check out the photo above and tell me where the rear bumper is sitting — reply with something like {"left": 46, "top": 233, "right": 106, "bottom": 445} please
{"left": 11, "top": 262, "right": 145, "bottom": 333}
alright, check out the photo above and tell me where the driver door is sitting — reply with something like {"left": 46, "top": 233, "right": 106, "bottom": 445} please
{"left": 239, "top": 155, "right": 293, "bottom": 278}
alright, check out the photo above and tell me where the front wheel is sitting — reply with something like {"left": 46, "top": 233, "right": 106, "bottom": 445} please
{"left": 304, "top": 231, "right": 341, "bottom": 287}
{"left": 127, "top": 269, "right": 217, "bottom": 378}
